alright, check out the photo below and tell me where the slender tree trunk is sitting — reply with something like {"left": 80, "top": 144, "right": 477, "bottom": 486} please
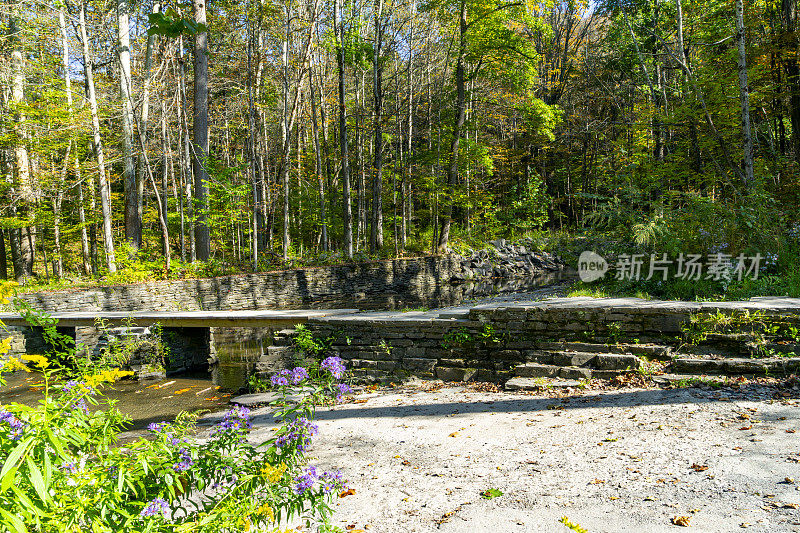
{"left": 437, "top": 0, "right": 467, "bottom": 252}
{"left": 370, "top": 0, "right": 385, "bottom": 252}
{"left": 177, "top": 38, "right": 196, "bottom": 261}
{"left": 403, "top": 10, "right": 414, "bottom": 250}
{"left": 193, "top": 0, "right": 211, "bottom": 260}
{"left": 247, "top": 8, "right": 259, "bottom": 269}
{"left": 79, "top": 0, "right": 116, "bottom": 273}
{"left": 280, "top": 4, "right": 291, "bottom": 260}
{"left": 0, "top": 230, "right": 6, "bottom": 280}
{"left": 136, "top": 1, "right": 163, "bottom": 239}
{"left": 118, "top": 0, "right": 140, "bottom": 250}
{"left": 309, "top": 64, "right": 328, "bottom": 251}
{"left": 8, "top": 6, "right": 35, "bottom": 281}
{"left": 736, "top": 0, "right": 754, "bottom": 183}
{"left": 336, "top": 0, "right": 353, "bottom": 259}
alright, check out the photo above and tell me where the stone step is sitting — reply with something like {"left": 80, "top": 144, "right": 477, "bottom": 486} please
{"left": 514, "top": 363, "right": 592, "bottom": 380}
{"left": 536, "top": 341, "right": 673, "bottom": 359}
{"left": 525, "top": 351, "right": 642, "bottom": 370}
{"left": 265, "top": 345, "right": 295, "bottom": 358}
{"left": 670, "top": 357, "right": 800, "bottom": 375}
{"left": 504, "top": 377, "right": 582, "bottom": 391}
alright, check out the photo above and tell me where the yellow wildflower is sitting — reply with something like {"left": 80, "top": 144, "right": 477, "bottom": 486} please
{"left": 21, "top": 353, "right": 50, "bottom": 369}
{"left": 0, "top": 281, "right": 18, "bottom": 304}
{"left": 4, "top": 357, "right": 31, "bottom": 373}
{"left": 85, "top": 369, "right": 134, "bottom": 387}
{"left": 0, "top": 337, "right": 13, "bottom": 357}
{"left": 235, "top": 516, "right": 251, "bottom": 531}
{"left": 260, "top": 463, "right": 287, "bottom": 483}
{"left": 255, "top": 503, "right": 274, "bottom": 522}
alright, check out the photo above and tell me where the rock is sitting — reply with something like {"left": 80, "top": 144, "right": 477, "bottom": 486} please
{"left": 504, "top": 377, "right": 582, "bottom": 391}
{"left": 229, "top": 392, "right": 302, "bottom": 407}
{"left": 435, "top": 366, "right": 477, "bottom": 382}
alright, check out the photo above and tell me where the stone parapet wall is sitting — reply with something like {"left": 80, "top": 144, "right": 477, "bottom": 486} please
{"left": 14, "top": 256, "right": 488, "bottom": 313}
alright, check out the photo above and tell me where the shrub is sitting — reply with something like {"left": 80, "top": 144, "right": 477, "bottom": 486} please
{"left": 0, "top": 284, "right": 348, "bottom": 532}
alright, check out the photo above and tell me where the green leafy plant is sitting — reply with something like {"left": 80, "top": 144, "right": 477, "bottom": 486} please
{"left": 441, "top": 327, "right": 474, "bottom": 349}
{"left": 0, "top": 292, "right": 349, "bottom": 532}
{"left": 480, "top": 488, "right": 503, "bottom": 499}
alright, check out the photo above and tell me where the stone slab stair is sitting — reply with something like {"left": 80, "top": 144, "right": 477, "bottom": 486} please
{"left": 505, "top": 341, "right": 665, "bottom": 391}
{"left": 254, "top": 328, "right": 298, "bottom": 374}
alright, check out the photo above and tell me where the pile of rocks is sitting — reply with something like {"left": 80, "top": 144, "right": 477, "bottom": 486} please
{"left": 454, "top": 239, "right": 564, "bottom": 281}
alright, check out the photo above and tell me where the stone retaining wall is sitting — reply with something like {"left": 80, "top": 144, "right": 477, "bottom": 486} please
{"left": 277, "top": 298, "right": 800, "bottom": 383}
{"left": 15, "top": 256, "right": 561, "bottom": 313}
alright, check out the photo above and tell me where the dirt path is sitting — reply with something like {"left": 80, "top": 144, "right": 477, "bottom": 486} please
{"left": 240, "top": 382, "right": 800, "bottom": 532}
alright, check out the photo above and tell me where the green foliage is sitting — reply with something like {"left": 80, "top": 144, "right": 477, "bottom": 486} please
{"left": 0, "top": 301, "right": 348, "bottom": 532}
{"left": 292, "top": 325, "right": 336, "bottom": 358}
{"left": 147, "top": 8, "right": 207, "bottom": 38}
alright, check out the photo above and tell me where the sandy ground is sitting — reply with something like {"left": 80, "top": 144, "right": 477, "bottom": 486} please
{"left": 227, "top": 381, "right": 800, "bottom": 533}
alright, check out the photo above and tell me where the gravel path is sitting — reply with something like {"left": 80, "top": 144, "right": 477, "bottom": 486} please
{"left": 241, "top": 382, "right": 800, "bottom": 533}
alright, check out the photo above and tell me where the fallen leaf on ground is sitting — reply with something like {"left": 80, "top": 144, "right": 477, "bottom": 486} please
{"left": 480, "top": 488, "right": 503, "bottom": 499}
{"left": 671, "top": 516, "right": 691, "bottom": 526}
{"left": 691, "top": 463, "right": 709, "bottom": 472}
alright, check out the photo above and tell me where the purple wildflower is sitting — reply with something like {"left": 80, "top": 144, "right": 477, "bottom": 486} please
{"left": 294, "top": 466, "right": 319, "bottom": 494}
{"left": 148, "top": 422, "right": 170, "bottom": 433}
{"left": 290, "top": 367, "right": 309, "bottom": 384}
{"left": 0, "top": 409, "right": 26, "bottom": 441}
{"left": 140, "top": 498, "right": 170, "bottom": 518}
{"left": 210, "top": 406, "right": 252, "bottom": 437}
{"left": 61, "top": 380, "right": 80, "bottom": 393}
{"left": 321, "top": 356, "right": 346, "bottom": 379}
{"left": 172, "top": 448, "right": 194, "bottom": 472}
{"left": 71, "top": 398, "right": 89, "bottom": 414}
{"left": 271, "top": 374, "right": 289, "bottom": 387}
{"left": 320, "top": 470, "right": 345, "bottom": 494}
{"left": 275, "top": 417, "right": 319, "bottom": 451}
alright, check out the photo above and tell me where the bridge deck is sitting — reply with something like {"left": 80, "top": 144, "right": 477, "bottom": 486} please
{"left": 0, "top": 309, "right": 359, "bottom": 328}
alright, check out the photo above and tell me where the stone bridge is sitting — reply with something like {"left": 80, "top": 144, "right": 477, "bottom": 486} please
{"left": 4, "top": 297, "right": 800, "bottom": 389}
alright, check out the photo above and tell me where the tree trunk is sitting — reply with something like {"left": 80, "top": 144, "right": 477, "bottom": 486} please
{"left": 336, "top": 0, "right": 353, "bottom": 259}
{"left": 735, "top": 0, "right": 754, "bottom": 183}
{"left": 193, "top": 0, "right": 211, "bottom": 261}
{"left": 79, "top": 0, "right": 116, "bottom": 272}
{"left": 8, "top": 6, "right": 35, "bottom": 281}
{"left": 118, "top": 0, "right": 140, "bottom": 250}
{"left": 0, "top": 230, "right": 7, "bottom": 280}
{"left": 437, "top": 0, "right": 467, "bottom": 252}
{"left": 370, "top": 0, "right": 385, "bottom": 253}
{"left": 136, "top": 1, "right": 163, "bottom": 244}
{"left": 247, "top": 9, "right": 259, "bottom": 269}
{"left": 309, "top": 64, "right": 328, "bottom": 251}
{"left": 280, "top": 4, "right": 291, "bottom": 260}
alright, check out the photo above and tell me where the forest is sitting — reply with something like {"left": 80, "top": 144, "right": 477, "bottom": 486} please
{"left": 0, "top": 0, "right": 797, "bottom": 298}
